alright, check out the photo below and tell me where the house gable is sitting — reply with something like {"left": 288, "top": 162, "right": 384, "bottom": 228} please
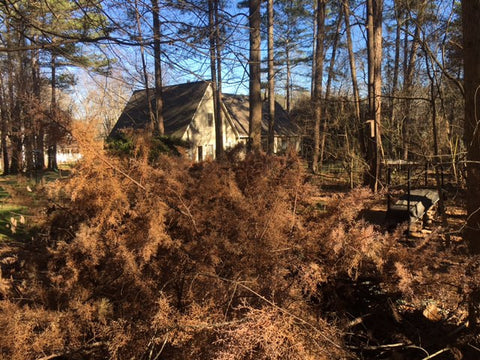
{"left": 182, "top": 84, "right": 216, "bottom": 160}
{"left": 183, "top": 86, "right": 245, "bottom": 160}
{"left": 110, "top": 81, "right": 210, "bottom": 139}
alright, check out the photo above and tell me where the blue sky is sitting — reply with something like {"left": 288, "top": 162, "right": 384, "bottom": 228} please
{"left": 69, "top": 0, "right": 458, "bottom": 113}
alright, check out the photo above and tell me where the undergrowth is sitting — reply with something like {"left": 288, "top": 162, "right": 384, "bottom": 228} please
{"left": 0, "top": 126, "right": 478, "bottom": 359}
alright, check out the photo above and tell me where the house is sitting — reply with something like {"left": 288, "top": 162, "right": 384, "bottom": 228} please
{"left": 109, "top": 81, "right": 301, "bottom": 161}
{"left": 57, "top": 144, "right": 82, "bottom": 164}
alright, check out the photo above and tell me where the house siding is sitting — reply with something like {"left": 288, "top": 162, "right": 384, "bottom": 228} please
{"left": 182, "top": 85, "right": 216, "bottom": 161}
{"left": 222, "top": 108, "right": 241, "bottom": 150}
{"left": 182, "top": 85, "right": 242, "bottom": 161}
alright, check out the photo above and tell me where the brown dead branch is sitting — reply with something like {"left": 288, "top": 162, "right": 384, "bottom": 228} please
{"left": 198, "top": 272, "right": 345, "bottom": 351}
{"left": 346, "top": 313, "right": 371, "bottom": 328}
{"left": 421, "top": 347, "right": 451, "bottom": 360}
{"left": 347, "top": 342, "right": 409, "bottom": 351}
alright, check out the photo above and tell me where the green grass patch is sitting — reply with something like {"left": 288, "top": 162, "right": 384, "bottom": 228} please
{"left": 0, "top": 170, "right": 73, "bottom": 242}
{"left": 0, "top": 204, "right": 30, "bottom": 241}
{"left": 0, "top": 187, "right": 10, "bottom": 200}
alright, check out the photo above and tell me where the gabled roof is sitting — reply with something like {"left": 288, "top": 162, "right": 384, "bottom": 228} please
{"left": 110, "top": 80, "right": 210, "bottom": 138}
{"left": 110, "top": 80, "right": 299, "bottom": 139}
{"left": 222, "top": 94, "right": 299, "bottom": 137}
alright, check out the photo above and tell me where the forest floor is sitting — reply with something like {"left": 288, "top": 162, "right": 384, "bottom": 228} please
{"left": 310, "top": 172, "right": 475, "bottom": 359}
{"left": 311, "top": 169, "right": 467, "bottom": 244}
{"left": 0, "top": 169, "right": 71, "bottom": 242}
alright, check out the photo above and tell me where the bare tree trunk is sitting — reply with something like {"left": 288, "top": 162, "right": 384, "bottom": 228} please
{"left": 402, "top": 21, "right": 422, "bottom": 160}
{"left": 24, "top": 39, "right": 34, "bottom": 174}
{"left": 0, "top": 22, "right": 12, "bottom": 175}
{"left": 311, "top": 0, "right": 326, "bottom": 173}
{"left": 462, "top": 0, "right": 480, "bottom": 252}
{"left": 344, "top": 0, "right": 365, "bottom": 156}
{"left": 135, "top": 0, "right": 154, "bottom": 128}
{"left": 392, "top": 1, "right": 401, "bottom": 96}
{"left": 425, "top": 52, "right": 450, "bottom": 245}
{"left": 285, "top": 41, "right": 291, "bottom": 112}
{"left": 214, "top": 0, "right": 224, "bottom": 159}
{"left": 37, "top": 126, "right": 45, "bottom": 170}
{"left": 209, "top": 0, "right": 224, "bottom": 159}
{"left": 390, "top": 1, "right": 401, "bottom": 157}
{"left": 48, "top": 53, "right": 58, "bottom": 171}
{"left": 267, "top": 0, "right": 275, "bottom": 154}
{"left": 32, "top": 45, "right": 44, "bottom": 170}
{"left": 319, "top": 7, "right": 343, "bottom": 170}
{"left": 311, "top": 0, "right": 317, "bottom": 96}
{"left": 249, "top": 0, "right": 262, "bottom": 152}
{"left": 151, "top": 0, "right": 164, "bottom": 135}
{"left": 373, "top": 0, "right": 384, "bottom": 163}
{"left": 0, "top": 75, "right": 9, "bottom": 175}
{"left": 7, "top": 39, "right": 21, "bottom": 174}
{"left": 17, "top": 29, "right": 33, "bottom": 173}
{"left": 365, "top": 0, "right": 383, "bottom": 191}
{"left": 20, "top": 30, "right": 32, "bottom": 173}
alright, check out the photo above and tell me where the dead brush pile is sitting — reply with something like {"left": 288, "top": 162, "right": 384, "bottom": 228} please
{"left": 0, "top": 133, "right": 479, "bottom": 359}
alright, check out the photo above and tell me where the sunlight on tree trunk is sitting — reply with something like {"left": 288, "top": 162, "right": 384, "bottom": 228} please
{"left": 209, "top": 0, "right": 224, "bottom": 159}
{"left": 0, "top": 66, "right": 9, "bottom": 174}
{"left": 48, "top": 53, "right": 58, "bottom": 171}
{"left": 249, "top": 0, "right": 262, "bottom": 152}
{"left": 365, "top": 0, "right": 383, "bottom": 192}
{"left": 312, "top": 0, "right": 325, "bottom": 174}
{"left": 267, "top": 0, "right": 275, "bottom": 155}
{"left": 462, "top": 0, "right": 480, "bottom": 253}
{"left": 135, "top": 0, "right": 154, "bottom": 130}
{"left": 152, "top": 0, "right": 164, "bottom": 136}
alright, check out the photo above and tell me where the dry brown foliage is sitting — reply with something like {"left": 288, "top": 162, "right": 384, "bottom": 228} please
{"left": 0, "top": 127, "right": 479, "bottom": 359}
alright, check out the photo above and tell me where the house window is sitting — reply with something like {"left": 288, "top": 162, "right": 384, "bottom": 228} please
{"left": 208, "top": 113, "right": 214, "bottom": 127}
{"left": 197, "top": 146, "right": 203, "bottom": 162}
{"left": 278, "top": 138, "right": 287, "bottom": 153}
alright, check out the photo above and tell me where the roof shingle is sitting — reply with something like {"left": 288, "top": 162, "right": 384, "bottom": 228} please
{"left": 110, "top": 81, "right": 209, "bottom": 138}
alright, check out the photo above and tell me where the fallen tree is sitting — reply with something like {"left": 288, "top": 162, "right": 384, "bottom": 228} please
{"left": 0, "top": 129, "right": 479, "bottom": 359}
